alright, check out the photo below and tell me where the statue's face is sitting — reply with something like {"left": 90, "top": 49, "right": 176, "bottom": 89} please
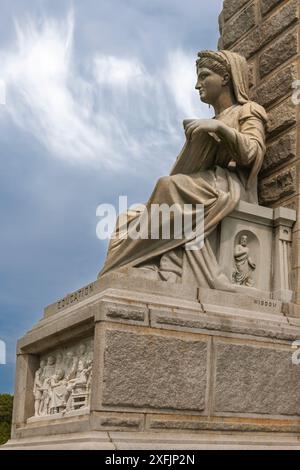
{"left": 196, "top": 67, "right": 227, "bottom": 105}
{"left": 56, "top": 353, "right": 63, "bottom": 363}
{"left": 48, "top": 356, "right": 56, "bottom": 366}
{"left": 241, "top": 236, "right": 248, "bottom": 247}
{"left": 55, "top": 369, "right": 64, "bottom": 380}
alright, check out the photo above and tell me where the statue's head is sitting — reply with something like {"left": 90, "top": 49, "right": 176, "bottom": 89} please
{"left": 196, "top": 50, "right": 233, "bottom": 105}
{"left": 78, "top": 343, "right": 87, "bottom": 356}
{"left": 240, "top": 235, "right": 248, "bottom": 247}
{"left": 40, "top": 359, "right": 46, "bottom": 369}
{"left": 47, "top": 355, "right": 56, "bottom": 366}
{"left": 77, "top": 359, "right": 86, "bottom": 372}
{"left": 56, "top": 352, "right": 63, "bottom": 364}
{"left": 65, "top": 351, "right": 74, "bottom": 363}
{"left": 55, "top": 369, "right": 65, "bottom": 381}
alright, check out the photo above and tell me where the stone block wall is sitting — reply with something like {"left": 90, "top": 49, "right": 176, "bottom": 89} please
{"left": 219, "top": 0, "right": 300, "bottom": 303}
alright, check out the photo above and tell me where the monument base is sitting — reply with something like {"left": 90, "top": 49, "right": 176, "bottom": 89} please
{"left": 4, "top": 272, "right": 300, "bottom": 450}
{"left": 3, "top": 430, "right": 300, "bottom": 450}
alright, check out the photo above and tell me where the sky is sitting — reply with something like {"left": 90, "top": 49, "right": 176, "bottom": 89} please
{"left": 0, "top": 0, "right": 223, "bottom": 393}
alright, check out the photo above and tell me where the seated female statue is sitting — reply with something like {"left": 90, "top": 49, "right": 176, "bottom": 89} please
{"left": 98, "top": 50, "right": 267, "bottom": 291}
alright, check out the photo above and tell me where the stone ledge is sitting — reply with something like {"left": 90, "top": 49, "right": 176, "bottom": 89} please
{"left": 17, "top": 282, "right": 300, "bottom": 356}
{"left": 44, "top": 271, "right": 198, "bottom": 318}
{"left": 3, "top": 430, "right": 300, "bottom": 450}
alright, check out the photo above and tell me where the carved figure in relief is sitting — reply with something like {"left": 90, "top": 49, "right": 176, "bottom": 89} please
{"left": 44, "top": 355, "right": 56, "bottom": 377}
{"left": 49, "top": 369, "right": 67, "bottom": 415}
{"left": 33, "top": 359, "right": 46, "bottom": 417}
{"left": 64, "top": 351, "right": 78, "bottom": 381}
{"left": 55, "top": 351, "right": 64, "bottom": 372}
{"left": 39, "top": 376, "right": 51, "bottom": 416}
{"left": 32, "top": 340, "right": 94, "bottom": 419}
{"left": 65, "top": 359, "right": 93, "bottom": 412}
{"left": 232, "top": 234, "right": 256, "bottom": 287}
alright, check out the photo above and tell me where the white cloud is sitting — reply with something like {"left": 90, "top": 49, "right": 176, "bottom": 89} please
{"left": 164, "top": 49, "right": 203, "bottom": 118}
{"left": 0, "top": 10, "right": 211, "bottom": 171}
{"left": 0, "top": 79, "right": 6, "bottom": 105}
{"left": 94, "top": 55, "right": 146, "bottom": 87}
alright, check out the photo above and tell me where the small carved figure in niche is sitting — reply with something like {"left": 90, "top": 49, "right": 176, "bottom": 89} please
{"left": 49, "top": 369, "right": 67, "bottom": 415}
{"left": 33, "top": 359, "right": 46, "bottom": 417}
{"left": 232, "top": 234, "right": 256, "bottom": 287}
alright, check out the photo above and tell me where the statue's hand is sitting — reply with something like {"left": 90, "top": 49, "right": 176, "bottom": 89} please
{"left": 249, "top": 259, "right": 256, "bottom": 270}
{"left": 185, "top": 119, "right": 221, "bottom": 140}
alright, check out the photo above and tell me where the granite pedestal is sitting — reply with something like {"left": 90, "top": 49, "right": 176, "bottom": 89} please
{"left": 3, "top": 267, "right": 300, "bottom": 450}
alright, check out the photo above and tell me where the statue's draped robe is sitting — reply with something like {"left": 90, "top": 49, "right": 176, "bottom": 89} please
{"left": 233, "top": 245, "right": 255, "bottom": 286}
{"left": 98, "top": 52, "right": 268, "bottom": 290}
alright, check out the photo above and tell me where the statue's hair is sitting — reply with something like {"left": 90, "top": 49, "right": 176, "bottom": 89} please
{"left": 196, "top": 50, "right": 231, "bottom": 77}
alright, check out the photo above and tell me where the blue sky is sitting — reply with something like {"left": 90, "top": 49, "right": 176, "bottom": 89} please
{"left": 0, "top": 0, "right": 223, "bottom": 393}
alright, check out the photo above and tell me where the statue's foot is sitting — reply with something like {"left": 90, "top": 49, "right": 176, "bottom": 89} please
{"left": 212, "top": 274, "right": 237, "bottom": 293}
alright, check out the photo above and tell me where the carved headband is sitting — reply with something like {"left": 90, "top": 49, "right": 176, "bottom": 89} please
{"left": 196, "top": 50, "right": 231, "bottom": 74}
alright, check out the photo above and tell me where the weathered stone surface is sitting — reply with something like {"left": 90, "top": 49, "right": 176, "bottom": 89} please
{"left": 102, "top": 330, "right": 208, "bottom": 411}
{"left": 248, "top": 62, "right": 255, "bottom": 88}
{"left": 98, "top": 417, "right": 141, "bottom": 429}
{"left": 255, "top": 64, "right": 297, "bottom": 108}
{"left": 12, "top": 354, "right": 39, "bottom": 432}
{"left": 44, "top": 270, "right": 198, "bottom": 317}
{"left": 223, "top": 0, "right": 251, "bottom": 22}
{"left": 261, "top": 0, "right": 299, "bottom": 48}
{"left": 292, "top": 267, "right": 300, "bottom": 304}
{"left": 148, "top": 416, "right": 300, "bottom": 433}
{"left": 262, "top": 132, "right": 296, "bottom": 173}
{"left": 261, "top": 0, "right": 285, "bottom": 16}
{"left": 217, "top": 36, "right": 224, "bottom": 50}
{"left": 102, "top": 302, "right": 148, "bottom": 324}
{"left": 232, "top": 3, "right": 298, "bottom": 62}
{"left": 218, "top": 12, "right": 224, "bottom": 35}
{"left": 149, "top": 293, "right": 300, "bottom": 341}
{"left": 259, "top": 29, "right": 298, "bottom": 77}
{"left": 267, "top": 100, "right": 296, "bottom": 137}
{"left": 15, "top": 415, "right": 91, "bottom": 439}
{"left": 4, "top": 430, "right": 300, "bottom": 450}
{"left": 259, "top": 167, "right": 296, "bottom": 205}
{"left": 233, "top": 27, "right": 261, "bottom": 59}
{"left": 223, "top": 4, "right": 256, "bottom": 48}
{"left": 214, "top": 343, "right": 300, "bottom": 415}
{"left": 90, "top": 412, "right": 144, "bottom": 431}
{"left": 291, "top": 233, "right": 300, "bottom": 269}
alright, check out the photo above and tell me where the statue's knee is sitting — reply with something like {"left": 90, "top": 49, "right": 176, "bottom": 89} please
{"left": 157, "top": 175, "right": 173, "bottom": 188}
{"left": 157, "top": 175, "right": 170, "bottom": 185}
